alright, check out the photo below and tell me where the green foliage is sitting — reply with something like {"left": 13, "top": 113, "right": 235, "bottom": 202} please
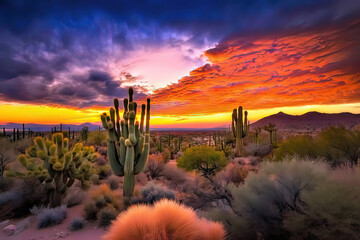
{"left": 84, "top": 184, "right": 123, "bottom": 226}
{"left": 284, "top": 168, "right": 360, "bottom": 240}
{"left": 101, "top": 87, "right": 151, "bottom": 197}
{"left": 87, "top": 130, "right": 107, "bottom": 146}
{"left": 219, "top": 158, "right": 328, "bottom": 239}
{"left": 275, "top": 135, "right": 324, "bottom": 160}
{"left": 177, "top": 145, "right": 227, "bottom": 180}
{"left": 14, "top": 133, "right": 97, "bottom": 207}
{"left": 107, "top": 176, "right": 119, "bottom": 190}
{"left": 98, "top": 207, "right": 118, "bottom": 228}
{"left": 276, "top": 127, "right": 360, "bottom": 167}
{"left": 96, "top": 164, "right": 111, "bottom": 179}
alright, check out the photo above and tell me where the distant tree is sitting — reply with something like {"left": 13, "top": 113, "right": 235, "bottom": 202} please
{"left": 177, "top": 145, "right": 227, "bottom": 181}
{"left": 81, "top": 126, "right": 89, "bottom": 142}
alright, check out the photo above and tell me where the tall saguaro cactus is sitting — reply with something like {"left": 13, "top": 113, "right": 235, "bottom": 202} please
{"left": 101, "top": 87, "right": 150, "bottom": 197}
{"left": 232, "top": 106, "right": 248, "bottom": 156}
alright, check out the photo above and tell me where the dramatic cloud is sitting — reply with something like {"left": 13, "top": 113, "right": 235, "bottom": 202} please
{"left": 150, "top": 21, "right": 360, "bottom": 115}
{"left": 0, "top": 0, "right": 359, "bottom": 118}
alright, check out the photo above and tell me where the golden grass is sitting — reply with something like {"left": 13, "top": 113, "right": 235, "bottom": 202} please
{"left": 103, "top": 199, "right": 225, "bottom": 240}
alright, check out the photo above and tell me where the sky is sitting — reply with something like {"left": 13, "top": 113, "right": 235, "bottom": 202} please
{"left": 0, "top": 0, "right": 359, "bottom": 128}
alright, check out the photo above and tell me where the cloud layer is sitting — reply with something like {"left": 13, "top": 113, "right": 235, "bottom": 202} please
{"left": 0, "top": 0, "right": 359, "bottom": 114}
{"left": 151, "top": 21, "right": 360, "bottom": 115}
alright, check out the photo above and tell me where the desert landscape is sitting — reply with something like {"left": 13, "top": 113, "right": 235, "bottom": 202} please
{"left": 0, "top": 1, "right": 360, "bottom": 240}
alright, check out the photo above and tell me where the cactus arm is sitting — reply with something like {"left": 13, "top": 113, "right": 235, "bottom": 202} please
{"left": 107, "top": 140, "right": 124, "bottom": 176}
{"left": 134, "top": 98, "right": 150, "bottom": 174}
{"left": 114, "top": 98, "right": 121, "bottom": 138}
{"left": 134, "top": 135, "right": 149, "bottom": 174}
{"left": 128, "top": 102, "right": 137, "bottom": 145}
{"left": 232, "top": 109, "right": 237, "bottom": 138}
{"left": 242, "top": 111, "right": 248, "bottom": 137}
{"left": 140, "top": 104, "right": 145, "bottom": 134}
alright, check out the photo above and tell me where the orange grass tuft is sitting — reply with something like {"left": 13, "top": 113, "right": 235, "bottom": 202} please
{"left": 103, "top": 199, "right": 225, "bottom": 240}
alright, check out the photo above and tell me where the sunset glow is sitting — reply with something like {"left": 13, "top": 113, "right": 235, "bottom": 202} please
{"left": 0, "top": 1, "right": 359, "bottom": 128}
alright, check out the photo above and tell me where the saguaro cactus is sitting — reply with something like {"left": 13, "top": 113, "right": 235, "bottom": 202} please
{"left": 15, "top": 133, "right": 97, "bottom": 207}
{"left": 101, "top": 87, "right": 150, "bottom": 197}
{"left": 232, "top": 106, "right": 248, "bottom": 156}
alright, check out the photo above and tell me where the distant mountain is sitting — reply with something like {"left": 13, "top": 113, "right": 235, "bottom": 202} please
{"left": 251, "top": 111, "right": 360, "bottom": 130}
{"left": 0, "top": 122, "right": 101, "bottom": 132}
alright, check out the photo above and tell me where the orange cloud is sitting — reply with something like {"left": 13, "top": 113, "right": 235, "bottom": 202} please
{"left": 150, "top": 21, "right": 360, "bottom": 116}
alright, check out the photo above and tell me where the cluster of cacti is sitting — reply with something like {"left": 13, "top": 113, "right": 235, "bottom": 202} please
{"left": 14, "top": 133, "right": 97, "bottom": 207}
{"left": 101, "top": 87, "right": 151, "bottom": 197}
{"left": 232, "top": 106, "right": 249, "bottom": 156}
{"left": 263, "top": 123, "right": 278, "bottom": 147}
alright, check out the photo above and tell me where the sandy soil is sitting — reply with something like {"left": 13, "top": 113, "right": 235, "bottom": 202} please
{"left": 0, "top": 204, "right": 107, "bottom": 240}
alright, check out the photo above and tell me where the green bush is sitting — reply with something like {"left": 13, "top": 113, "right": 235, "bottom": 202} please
{"left": 284, "top": 168, "right": 360, "bottom": 240}
{"left": 275, "top": 127, "right": 360, "bottom": 167}
{"left": 84, "top": 202, "right": 98, "bottom": 221}
{"left": 213, "top": 158, "right": 328, "bottom": 239}
{"left": 87, "top": 130, "right": 107, "bottom": 146}
{"left": 177, "top": 145, "right": 227, "bottom": 180}
{"left": 106, "top": 176, "right": 119, "bottom": 190}
{"left": 98, "top": 207, "right": 117, "bottom": 228}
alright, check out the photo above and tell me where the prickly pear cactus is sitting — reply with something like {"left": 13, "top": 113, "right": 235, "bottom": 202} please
{"left": 232, "top": 106, "right": 249, "bottom": 156}
{"left": 101, "top": 87, "right": 150, "bottom": 197}
{"left": 15, "top": 133, "right": 97, "bottom": 207}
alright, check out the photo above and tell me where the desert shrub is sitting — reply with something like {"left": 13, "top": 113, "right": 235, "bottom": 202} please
{"left": 245, "top": 143, "right": 272, "bottom": 158}
{"left": 87, "top": 130, "right": 107, "bottom": 146}
{"left": 275, "top": 135, "right": 324, "bottom": 161}
{"left": 106, "top": 176, "right": 119, "bottom": 190}
{"left": 0, "top": 179, "right": 46, "bottom": 219}
{"left": 96, "top": 155, "right": 108, "bottom": 166}
{"left": 84, "top": 184, "right": 123, "bottom": 226}
{"left": 135, "top": 181, "right": 175, "bottom": 204}
{"left": 91, "top": 174, "right": 101, "bottom": 185}
{"left": 96, "top": 164, "right": 111, "bottom": 179}
{"left": 161, "top": 149, "right": 171, "bottom": 163}
{"left": 104, "top": 199, "right": 225, "bottom": 240}
{"left": 69, "top": 217, "right": 84, "bottom": 231}
{"left": 145, "top": 154, "right": 166, "bottom": 179}
{"left": 216, "top": 162, "right": 248, "bottom": 186}
{"left": 64, "top": 189, "right": 87, "bottom": 207}
{"left": 276, "top": 127, "right": 360, "bottom": 167}
{"left": 84, "top": 202, "right": 98, "bottom": 221}
{"left": 177, "top": 145, "right": 227, "bottom": 180}
{"left": 226, "top": 158, "right": 328, "bottom": 239}
{"left": 162, "top": 163, "right": 192, "bottom": 190}
{"left": 284, "top": 168, "right": 360, "bottom": 240}
{"left": 31, "top": 205, "right": 67, "bottom": 229}
{"left": 98, "top": 207, "right": 118, "bottom": 228}
{"left": 0, "top": 139, "right": 15, "bottom": 177}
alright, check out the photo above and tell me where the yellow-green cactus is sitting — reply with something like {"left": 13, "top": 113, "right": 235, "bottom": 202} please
{"left": 15, "top": 133, "right": 97, "bottom": 207}
{"left": 101, "top": 87, "right": 150, "bottom": 197}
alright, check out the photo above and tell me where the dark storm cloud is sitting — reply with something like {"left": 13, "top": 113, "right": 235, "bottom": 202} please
{"left": 0, "top": 0, "right": 359, "bottom": 108}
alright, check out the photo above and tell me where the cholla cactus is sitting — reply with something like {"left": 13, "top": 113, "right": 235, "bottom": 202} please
{"left": 232, "top": 106, "right": 249, "bottom": 156}
{"left": 101, "top": 87, "right": 150, "bottom": 197}
{"left": 16, "top": 133, "right": 97, "bottom": 207}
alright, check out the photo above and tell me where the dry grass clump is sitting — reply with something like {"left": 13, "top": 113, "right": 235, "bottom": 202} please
{"left": 104, "top": 199, "right": 225, "bottom": 240}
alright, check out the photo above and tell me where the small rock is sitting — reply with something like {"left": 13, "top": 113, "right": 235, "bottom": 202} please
{"left": 4, "top": 224, "right": 16, "bottom": 236}
{"left": 55, "top": 231, "right": 68, "bottom": 238}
